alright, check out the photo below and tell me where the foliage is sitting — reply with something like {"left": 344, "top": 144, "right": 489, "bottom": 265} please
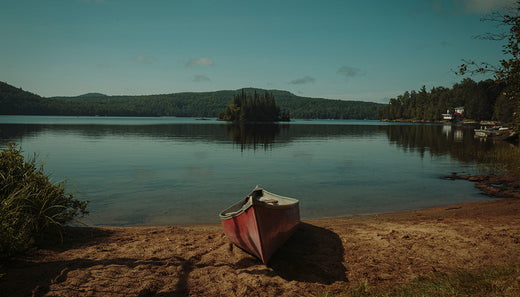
{"left": 378, "top": 78, "right": 505, "bottom": 122}
{"left": 0, "top": 81, "right": 52, "bottom": 115}
{"left": 279, "top": 96, "right": 381, "bottom": 120}
{"left": 458, "top": 1, "right": 520, "bottom": 129}
{"left": 217, "top": 89, "right": 289, "bottom": 122}
{"left": 0, "top": 82, "right": 384, "bottom": 119}
{"left": 0, "top": 143, "right": 88, "bottom": 259}
{"left": 313, "top": 265, "right": 520, "bottom": 297}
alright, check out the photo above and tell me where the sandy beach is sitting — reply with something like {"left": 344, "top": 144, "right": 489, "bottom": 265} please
{"left": 2, "top": 192, "right": 520, "bottom": 297}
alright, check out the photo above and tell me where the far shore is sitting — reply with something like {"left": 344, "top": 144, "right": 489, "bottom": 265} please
{"left": 2, "top": 175, "right": 520, "bottom": 296}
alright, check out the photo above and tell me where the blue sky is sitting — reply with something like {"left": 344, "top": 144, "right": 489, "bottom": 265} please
{"left": 0, "top": 0, "right": 516, "bottom": 102}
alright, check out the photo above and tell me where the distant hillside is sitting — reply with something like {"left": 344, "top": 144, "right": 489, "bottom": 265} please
{"left": 0, "top": 82, "right": 384, "bottom": 119}
{"left": 0, "top": 81, "right": 49, "bottom": 115}
{"left": 78, "top": 93, "right": 108, "bottom": 98}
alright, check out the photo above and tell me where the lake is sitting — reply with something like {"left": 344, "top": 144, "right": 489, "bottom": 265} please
{"left": 0, "top": 116, "right": 495, "bottom": 226}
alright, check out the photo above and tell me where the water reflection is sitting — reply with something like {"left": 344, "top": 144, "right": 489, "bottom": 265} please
{"left": 0, "top": 122, "right": 385, "bottom": 147}
{"left": 223, "top": 123, "right": 283, "bottom": 151}
{"left": 378, "top": 124, "right": 500, "bottom": 165}
{"left": 0, "top": 123, "right": 230, "bottom": 144}
{"left": 0, "top": 120, "right": 508, "bottom": 166}
{"left": 0, "top": 118, "right": 501, "bottom": 225}
{"left": 382, "top": 124, "right": 466, "bottom": 157}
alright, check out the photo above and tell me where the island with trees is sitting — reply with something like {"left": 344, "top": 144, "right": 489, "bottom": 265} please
{"left": 217, "top": 90, "right": 290, "bottom": 122}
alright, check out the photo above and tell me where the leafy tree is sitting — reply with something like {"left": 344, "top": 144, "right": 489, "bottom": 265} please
{"left": 458, "top": 1, "right": 520, "bottom": 128}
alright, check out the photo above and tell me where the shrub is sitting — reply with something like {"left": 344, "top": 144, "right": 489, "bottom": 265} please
{"left": 0, "top": 143, "right": 88, "bottom": 259}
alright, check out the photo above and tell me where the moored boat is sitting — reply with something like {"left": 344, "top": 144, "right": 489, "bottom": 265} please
{"left": 474, "top": 128, "right": 491, "bottom": 137}
{"left": 219, "top": 186, "right": 300, "bottom": 264}
{"left": 474, "top": 126, "right": 509, "bottom": 138}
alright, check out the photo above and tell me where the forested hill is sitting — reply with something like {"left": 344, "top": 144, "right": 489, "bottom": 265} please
{"left": 0, "top": 82, "right": 383, "bottom": 119}
{"left": 0, "top": 81, "right": 51, "bottom": 114}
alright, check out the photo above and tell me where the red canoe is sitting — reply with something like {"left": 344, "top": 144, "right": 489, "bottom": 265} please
{"left": 219, "top": 186, "right": 300, "bottom": 264}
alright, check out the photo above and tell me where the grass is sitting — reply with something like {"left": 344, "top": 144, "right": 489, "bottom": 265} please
{"left": 315, "top": 265, "right": 520, "bottom": 297}
{"left": 0, "top": 143, "right": 88, "bottom": 259}
{"left": 474, "top": 141, "right": 520, "bottom": 176}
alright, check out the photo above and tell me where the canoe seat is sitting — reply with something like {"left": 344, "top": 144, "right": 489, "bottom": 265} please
{"left": 260, "top": 199, "right": 278, "bottom": 204}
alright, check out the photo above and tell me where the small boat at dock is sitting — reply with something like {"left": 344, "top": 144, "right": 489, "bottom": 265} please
{"left": 474, "top": 126, "right": 509, "bottom": 138}
{"left": 219, "top": 186, "right": 300, "bottom": 264}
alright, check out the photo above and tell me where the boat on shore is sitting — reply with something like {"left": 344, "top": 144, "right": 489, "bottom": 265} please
{"left": 474, "top": 126, "right": 510, "bottom": 138}
{"left": 219, "top": 186, "right": 300, "bottom": 264}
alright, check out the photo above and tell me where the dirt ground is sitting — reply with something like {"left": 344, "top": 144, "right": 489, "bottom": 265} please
{"left": 2, "top": 196, "right": 520, "bottom": 296}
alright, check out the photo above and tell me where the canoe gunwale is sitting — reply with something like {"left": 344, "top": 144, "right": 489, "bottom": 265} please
{"left": 219, "top": 187, "right": 299, "bottom": 220}
{"left": 219, "top": 196, "right": 253, "bottom": 220}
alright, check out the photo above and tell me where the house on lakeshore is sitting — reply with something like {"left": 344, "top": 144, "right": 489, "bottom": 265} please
{"left": 442, "top": 110, "right": 453, "bottom": 120}
{"left": 442, "top": 107, "right": 464, "bottom": 122}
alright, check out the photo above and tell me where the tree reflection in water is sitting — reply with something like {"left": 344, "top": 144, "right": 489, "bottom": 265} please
{"left": 223, "top": 123, "right": 286, "bottom": 151}
{"left": 379, "top": 124, "right": 520, "bottom": 175}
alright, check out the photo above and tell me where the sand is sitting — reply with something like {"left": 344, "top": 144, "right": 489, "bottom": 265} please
{"left": 2, "top": 173, "right": 520, "bottom": 296}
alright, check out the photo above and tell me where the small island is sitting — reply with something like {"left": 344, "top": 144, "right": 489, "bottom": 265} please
{"left": 217, "top": 89, "right": 290, "bottom": 122}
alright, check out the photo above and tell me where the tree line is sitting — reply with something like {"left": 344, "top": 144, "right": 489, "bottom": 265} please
{"left": 377, "top": 78, "right": 508, "bottom": 122}
{"left": 0, "top": 83, "right": 383, "bottom": 120}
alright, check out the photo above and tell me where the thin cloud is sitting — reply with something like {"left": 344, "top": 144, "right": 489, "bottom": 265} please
{"left": 337, "top": 66, "right": 362, "bottom": 78}
{"left": 289, "top": 76, "right": 315, "bottom": 85}
{"left": 133, "top": 55, "right": 157, "bottom": 64}
{"left": 193, "top": 75, "right": 210, "bottom": 82}
{"left": 457, "top": 0, "right": 515, "bottom": 13}
{"left": 186, "top": 57, "right": 214, "bottom": 67}
{"left": 431, "top": 0, "right": 514, "bottom": 15}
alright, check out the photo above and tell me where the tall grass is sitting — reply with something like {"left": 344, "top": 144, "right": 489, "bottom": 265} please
{"left": 0, "top": 143, "right": 88, "bottom": 259}
{"left": 473, "top": 141, "right": 520, "bottom": 176}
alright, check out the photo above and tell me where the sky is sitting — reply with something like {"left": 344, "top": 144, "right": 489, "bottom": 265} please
{"left": 0, "top": 0, "right": 517, "bottom": 103}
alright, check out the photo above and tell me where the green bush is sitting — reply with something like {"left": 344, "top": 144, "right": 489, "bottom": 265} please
{"left": 0, "top": 143, "right": 88, "bottom": 259}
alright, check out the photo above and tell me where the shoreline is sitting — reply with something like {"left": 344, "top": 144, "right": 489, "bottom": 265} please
{"left": 2, "top": 188, "right": 520, "bottom": 296}
{"left": 447, "top": 173, "right": 520, "bottom": 199}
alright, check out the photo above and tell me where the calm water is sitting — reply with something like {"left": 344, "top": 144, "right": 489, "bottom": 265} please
{"left": 0, "top": 116, "right": 493, "bottom": 226}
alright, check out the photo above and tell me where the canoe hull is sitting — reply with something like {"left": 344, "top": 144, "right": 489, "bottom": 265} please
{"left": 220, "top": 187, "right": 300, "bottom": 264}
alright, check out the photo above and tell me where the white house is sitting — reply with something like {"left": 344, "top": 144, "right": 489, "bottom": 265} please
{"left": 442, "top": 110, "right": 453, "bottom": 120}
{"left": 442, "top": 107, "right": 464, "bottom": 121}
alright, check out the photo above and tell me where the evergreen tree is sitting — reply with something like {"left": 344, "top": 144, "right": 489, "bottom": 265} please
{"left": 378, "top": 79, "right": 505, "bottom": 122}
{"left": 217, "top": 89, "right": 289, "bottom": 122}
